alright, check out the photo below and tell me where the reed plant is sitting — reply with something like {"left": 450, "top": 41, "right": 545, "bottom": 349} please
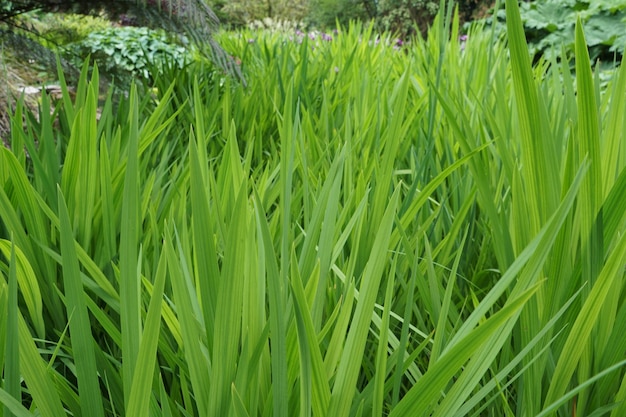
{"left": 1, "top": 0, "right": 626, "bottom": 415}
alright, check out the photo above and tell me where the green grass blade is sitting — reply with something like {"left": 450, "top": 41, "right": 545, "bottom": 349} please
{"left": 57, "top": 187, "right": 105, "bottom": 417}
{"left": 125, "top": 247, "right": 167, "bottom": 417}
{"left": 232, "top": 383, "right": 251, "bottom": 417}
{"left": 373, "top": 255, "right": 397, "bottom": 417}
{"left": 389, "top": 284, "right": 540, "bottom": 416}
{"left": 290, "top": 255, "right": 332, "bottom": 417}
{"left": 165, "top": 225, "right": 210, "bottom": 415}
{"left": 327, "top": 187, "right": 400, "bottom": 416}
{"left": 539, "top": 359, "right": 626, "bottom": 417}
{"left": 17, "top": 314, "right": 65, "bottom": 417}
{"left": 207, "top": 180, "right": 249, "bottom": 416}
{"left": 120, "top": 84, "right": 142, "bottom": 406}
{"left": 0, "top": 240, "right": 44, "bottom": 341}
{"left": 601, "top": 49, "right": 626, "bottom": 194}
{"left": 4, "top": 240, "right": 20, "bottom": 417}
{"left": 254, "top": 189, "right": 289, "bottom": 417}
{"left": 544, "top": 229, "right": 626, "bottom": 405}
{"left": 189, "top": 133, "right": 219, "bottom": 354}
{"left": 0, "top": 389, "right": 32, "bottom": 417}
{"left": 505, "top": 0, "right": 558, "bottom": 231}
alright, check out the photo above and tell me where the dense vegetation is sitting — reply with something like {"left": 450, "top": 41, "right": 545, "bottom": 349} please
{"left": 2, "top": 0, "right": 626, "bottom": 416}
{"left": 483, "top": 0, "right": 626, "bottom": 63}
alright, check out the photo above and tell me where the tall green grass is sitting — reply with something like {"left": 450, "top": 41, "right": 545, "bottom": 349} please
{"left": 1, "top": 0, "right": 626, "bottom": 415}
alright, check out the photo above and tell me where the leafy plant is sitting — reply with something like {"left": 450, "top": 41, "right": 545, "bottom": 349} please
{"left": 34, "top": 13, "right": 112, "bottom": 46}
{"left": 377, "top": 0, "right": 440, "bottom": 37}
{"left": 475, "top": 0, "right": 626, "bottom": 62}
{"left": 208, "top": 0, "right": 309, "bottom": 28}
{"left": 307, "top": 0, "right": 374, "bottom": 28}
{"left": 0, "top": 0, "right": 244, "bottom": 81}
{"left": 1, "top": 1, "right": 626, "bottom": 416}
{"left": 69, "top": 26, "right": 191, "bottom": 79}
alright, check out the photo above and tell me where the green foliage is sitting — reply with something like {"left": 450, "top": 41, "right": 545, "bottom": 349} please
{"left": 307, "top": 0, "right": 491, "bottom": 38}
{"left": 208, "top": 0, "right": 309, "bottom": 27}
{"left": 2, "top": 3, "right": 626, "bottom": 416}
{"left": 69, "top": 26, "right": 191, "bottom": 79}
{"left": 0, "top": 0, "right": 244, "bottom": 82}
{"left": 308, "top": 0, "right": 373, "bottom": 28}
{"left": 478, "top": 0, "right": 626, "bottom": 62}
{"left": 377, "top": 0, "right": 440, "bottom": 37}
{"left": 1, "top": 2, "right": 14, "bottom": 13}
{"left": 34, "top": 13, "right": 111, "bottom": 46}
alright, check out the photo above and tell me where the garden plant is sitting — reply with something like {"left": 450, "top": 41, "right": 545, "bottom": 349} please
{"left": 1, "top": 0, "right": 626, "bottom": 416}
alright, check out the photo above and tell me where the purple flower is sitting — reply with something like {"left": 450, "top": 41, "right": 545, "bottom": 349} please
{"left": 459, "top": 34, "right": 468, "bottom": 42}
{"left": 309, "top": 32, "right": 316, "bottom": 40}
{"left": 322, "top": 33, "right": 333, "bottom": 41}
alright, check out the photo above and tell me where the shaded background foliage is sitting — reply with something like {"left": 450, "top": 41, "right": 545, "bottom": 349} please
{"left": 207, "top": 0, "right": 494, "bottom": 36}
{"left": 1, "top": 0, "right": 625, "bottom": 143}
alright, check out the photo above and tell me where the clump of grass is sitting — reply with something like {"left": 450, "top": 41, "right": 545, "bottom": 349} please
{"left": 1, "top": 1, "right": 626, "bottom": 416}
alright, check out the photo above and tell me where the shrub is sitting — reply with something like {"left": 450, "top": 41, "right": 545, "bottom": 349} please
{"left": 376, "top": 0, "right": 439, "bottom": 38}
{"left": 34, "top": 13, "right": 111, "bottom": 46}
{"left": 68, "top": 26, "right": 191, "bottom": 80}
{"left": 208, "top": 0, "right": 309, "bottom": 28}
{"left": 308, "top": 0, "right": 374, "bottom": 28}
{"left": 475, "top": 0, "right": 626, "bottom": 63}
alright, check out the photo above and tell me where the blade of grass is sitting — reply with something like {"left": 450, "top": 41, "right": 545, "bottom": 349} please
{"left": 389, "top": 284, "right": 540, "bottom": 417}
{"left": 57, "top": 187, "right": 105, "bottom": 417}
{"left": 327, "top": 187, "right": 400, "bottom": 416}
{"left": 125, "top": 247, "right": 167, "bottom": 417}
{"left": 0, "top": 240, "right": 44, "bottom": 340}
{"left": 17, "top": 313, "right": 65, "bottom": 417}
{"left": 505, "top": 0, "right": 559, "bottom": 232}
{"left": 254, "top": 188, "right": 289, "bottom": 417}
{"left": 544, "top": 227, "right": 626, "bottom": 405}
{"left": 4, "top": 239, "right": 20, "bottom": 417}
{"left": 189, "top": 132, "right": 219, "bottom": 354}
{"left": 0, "top": 389, "right": 32, "bottom": 417}
{"left": 206, "top": 176, "right": 249, "bottom": 416}
{"left": 165, "top": 225, "right": 210, "bottom": 416}
{"left": 373, "top": 254, "right": 397, "bottom": 417}
{"left": 120, "top": 84, "right": 142, "bottom": 407}
{"left": 539, "top": 359, "right": 626, "bottom": 417}
{"left": 290, "top": 254, "right": 332, "bottom": 417}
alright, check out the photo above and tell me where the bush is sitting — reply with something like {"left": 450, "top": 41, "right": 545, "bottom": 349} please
{"left": 68, "top": 26, "right": 191, "bottom": 80}
{"left": 208, "top": 0, "right": 309, "bottom": 28}
{"left": 308, "top": 0, "right": 374, "bottom": 28}
{"left": 475, "top": 0, "right": 626, "bottom": 63}
{"left": 308, "top": 0, "right": 493, "bottom": 38}
{"left": 377, "top": 0, "right": 440, "bottom": 38}
{"left": 34, "top": 13, "right": 111, "bottom": 46}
